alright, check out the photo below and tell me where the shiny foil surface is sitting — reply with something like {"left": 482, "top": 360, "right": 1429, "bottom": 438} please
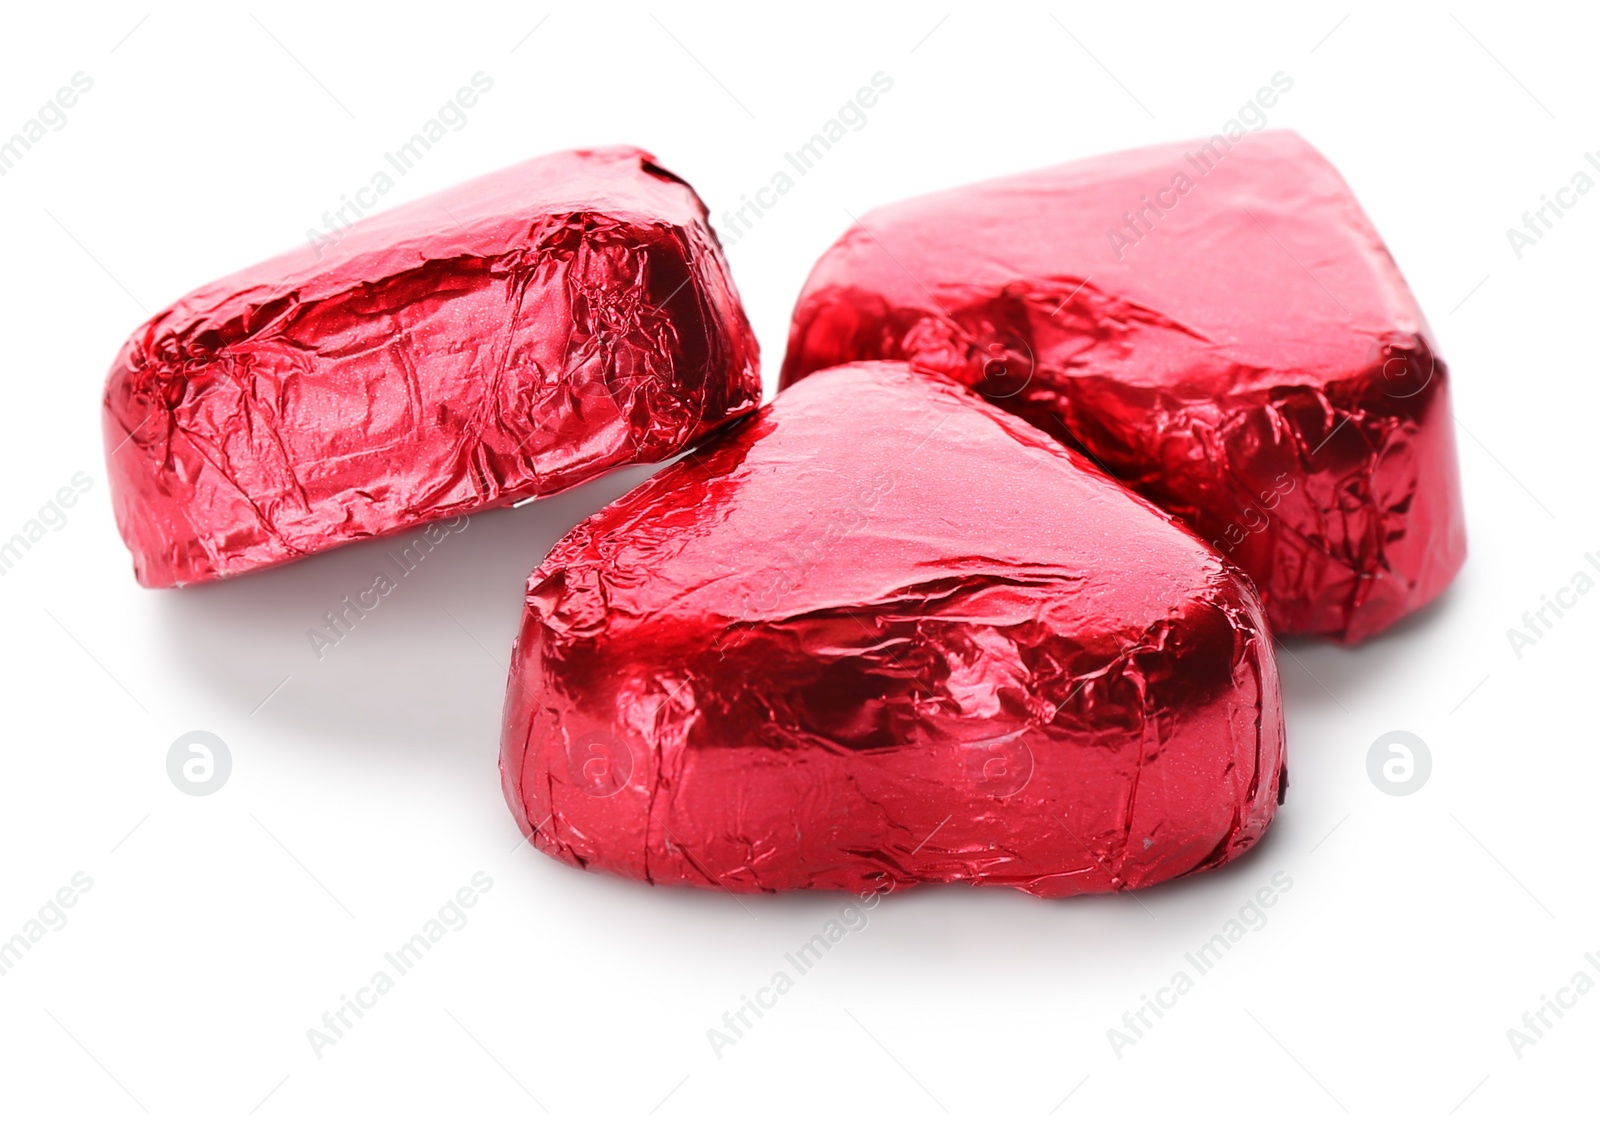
{"left": 103, "top": 146, "right": 760, "bottom": 587}
{"left": 781, "top": 131, "right": 1465, "bottom": 642}
{"left": 502, "top": 362, "right": 1286, "bottom": 897}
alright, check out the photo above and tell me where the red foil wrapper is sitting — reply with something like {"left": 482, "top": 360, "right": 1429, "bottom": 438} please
{"left": 781, "top": 132, "right": 1465, "bottom": 642}
{"left": 502, "top": 362, "right": 1285, "bottom": 897}
{"left": 103, "top": 146, "right": 759, "bottom": 587}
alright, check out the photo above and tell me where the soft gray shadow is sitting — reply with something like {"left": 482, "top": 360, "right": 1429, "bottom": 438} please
{"left": 1276, "top": 575, "right": 1469, "bottom": 714}
{"left": 153, "top": 464, "right": 659, "bottom": 757}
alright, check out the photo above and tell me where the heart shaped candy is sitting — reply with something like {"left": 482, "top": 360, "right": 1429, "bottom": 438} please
{"left": 502, "top": 362, "right": 1284, "bottom": 897}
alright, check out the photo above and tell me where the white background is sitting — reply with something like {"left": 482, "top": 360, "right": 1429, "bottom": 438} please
{"left": 0, "top": 1, "right": 1592, "bottom": 1123}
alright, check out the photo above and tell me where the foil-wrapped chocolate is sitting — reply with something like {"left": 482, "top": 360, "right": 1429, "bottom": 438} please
{"left": 502, "top": 362, "right": 1285, "bottom": 897}
{"left": 104, "top": 146, "right": 759, "bottom": 587}
{"left": 781, "top": 131, "right": 1465, "bottom": 641}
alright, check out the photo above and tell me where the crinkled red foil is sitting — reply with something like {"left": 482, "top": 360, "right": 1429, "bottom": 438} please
{"left": 781, "top": 132, "right": 1465, "bottom": 642}
{"left": 103, "top": 146, "right": 759, "bottom": 587}
{"left": 502, "top": 362, "right": 1285, "bottom": 897}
